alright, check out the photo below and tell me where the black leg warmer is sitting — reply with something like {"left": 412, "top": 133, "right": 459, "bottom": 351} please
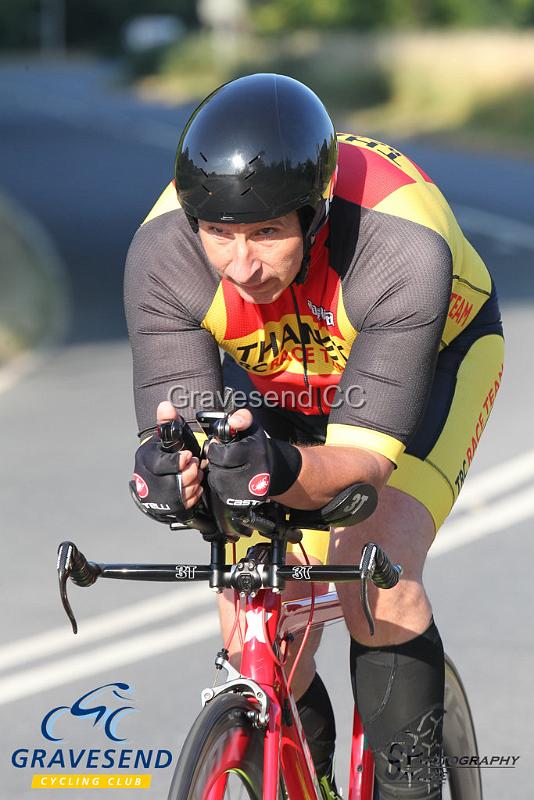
{"left": 296, "top": 672, "right": 337, "bottom": 778}
{"left": 350, "top": 619, "right": 445, "bottom": 799}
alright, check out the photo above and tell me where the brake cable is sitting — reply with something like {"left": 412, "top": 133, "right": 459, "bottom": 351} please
{"left": 286, "top": 542, "right": 316, "bottom": 695}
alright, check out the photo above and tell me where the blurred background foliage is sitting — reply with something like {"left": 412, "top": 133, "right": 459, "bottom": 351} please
{"left": 2, "top": 0, "right": 534, "bottom": 149}
{"left": 251, "top": 0, "right": 534, "bottom": 30}
{"left": 4, "top": 0, "right": 534, "bottom": 49}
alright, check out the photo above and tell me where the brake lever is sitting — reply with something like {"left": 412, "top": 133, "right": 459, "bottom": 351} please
{"left": 360, "top": 578, "right": 374, "bottom": 637}
{"left": 57, "top": 542, "right": 78, "bottom": 633}
{"left": 359, "top": 543, "right": 377, "bottom": 636}
{"left": 57, "top": 542, "right": 100, "bottom": 634}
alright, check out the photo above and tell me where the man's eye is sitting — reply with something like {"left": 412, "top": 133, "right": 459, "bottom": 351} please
{"left": 258, "top": 227, "right": 275, "bottom": 236}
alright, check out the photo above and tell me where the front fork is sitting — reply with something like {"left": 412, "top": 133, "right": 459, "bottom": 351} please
{"left": 202, "top": 588, "right": 323, "bottom": 800}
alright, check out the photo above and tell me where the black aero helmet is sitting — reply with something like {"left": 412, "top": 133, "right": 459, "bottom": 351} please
{"left": 174, "top": 74, "right": 337, "bottom": 280}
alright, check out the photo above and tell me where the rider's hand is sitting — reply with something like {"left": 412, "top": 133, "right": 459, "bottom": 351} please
{"left": 207, "top": 410, "right": 302, "bottom": 506}
{"left": 131, "top": 402, "right": 204, "bottom": 521}
{"left": 156, "top": 402, "right": 204, "bottom": 510}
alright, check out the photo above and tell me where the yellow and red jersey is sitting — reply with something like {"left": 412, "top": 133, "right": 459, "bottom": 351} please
{"left": 125, "top": 134, "right": 499, "bottom": 466}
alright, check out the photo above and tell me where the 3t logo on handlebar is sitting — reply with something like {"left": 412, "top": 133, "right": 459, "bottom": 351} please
{"left": 291, "top": 566, "right": 312, "bottom": 580}
{"left": 175, "top": 566, "right": 197, "bottom": 580}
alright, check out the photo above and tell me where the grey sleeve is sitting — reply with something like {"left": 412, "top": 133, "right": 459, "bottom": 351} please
{"left": 124, "top": 214, "right": 223, "bottom": 434}
{"left": 330, "top": 213, "right": 453, "bottom": 444}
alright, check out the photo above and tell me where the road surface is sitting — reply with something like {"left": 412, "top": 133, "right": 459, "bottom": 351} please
{"left": 0, "top": 58, "right": 532, "bottom": 799}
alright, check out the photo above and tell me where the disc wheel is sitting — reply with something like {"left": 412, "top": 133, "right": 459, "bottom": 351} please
{"left": 442, "top": 654, "right": 483, "bottom": 800}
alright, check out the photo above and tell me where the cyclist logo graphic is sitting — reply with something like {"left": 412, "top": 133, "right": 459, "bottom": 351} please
{"left": 41, "top": 683, "right": 136, "bottom": 743}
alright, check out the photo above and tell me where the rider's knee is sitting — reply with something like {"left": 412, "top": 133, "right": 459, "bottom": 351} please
{"left": 344, "top": 579, "right": 431, "bottom": 645}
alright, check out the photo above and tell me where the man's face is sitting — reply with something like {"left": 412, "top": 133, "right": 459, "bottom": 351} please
{"left": 198, "top": 212, "right": 303, "bottom": 304}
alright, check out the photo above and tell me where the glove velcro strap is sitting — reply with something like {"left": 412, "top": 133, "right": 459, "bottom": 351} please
{"left": 268, "top": 438, "right": 302, "bottom": 496}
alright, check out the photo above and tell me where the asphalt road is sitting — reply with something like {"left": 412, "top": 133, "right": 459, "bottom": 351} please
{"left": 0, "top": 58, "right": 533, "bottom": 799}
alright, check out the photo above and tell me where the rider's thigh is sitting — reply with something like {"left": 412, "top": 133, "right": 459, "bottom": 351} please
{"left": 328, "top": 485, "right": 435, "bottom": 646}
{"left": 333, "top": 326, "right": 503, "bottom": 647}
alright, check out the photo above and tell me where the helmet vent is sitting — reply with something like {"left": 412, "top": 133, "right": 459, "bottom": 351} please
{"left": 240, "top": 187, "right": 252, "bottom": 196}
{"left": 199, "top": 152, "right": 208, "bottom": 162}
{"left": 201, "top": 184, "right": 212, "bottom": 195}
{"left": 244, "top": 171, "right": 256, "bottom": 180}
{"left": 201, "top": 168, "right": 209, "bottom": 177}
{"left": 248, "top": 154, "right": 261, "bottom": 165}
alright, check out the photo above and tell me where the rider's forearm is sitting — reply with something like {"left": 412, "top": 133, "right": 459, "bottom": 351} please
{"left": 272, "top": 444, "right": 394, "bottom": 509}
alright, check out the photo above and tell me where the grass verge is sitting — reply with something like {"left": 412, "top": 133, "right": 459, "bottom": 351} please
{"left": 132, "top": 29, "right": 534, "bottom": 156}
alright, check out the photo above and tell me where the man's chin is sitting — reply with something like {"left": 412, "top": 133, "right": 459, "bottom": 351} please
{"left": 235, "top": 284, "right": 283, "bottom": 304}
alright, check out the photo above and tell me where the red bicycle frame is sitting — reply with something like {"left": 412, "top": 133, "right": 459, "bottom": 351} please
{"left": 227, "top": 587, "right": 376, "bottom": 800}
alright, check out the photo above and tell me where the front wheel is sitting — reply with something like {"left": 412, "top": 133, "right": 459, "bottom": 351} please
{"left": 168, "top": 692, "right": 282, "bottom": 800}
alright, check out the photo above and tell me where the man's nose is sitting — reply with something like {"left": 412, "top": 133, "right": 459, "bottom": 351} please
{"left": 229, "top": 237, "right": 261, "bottom": 284}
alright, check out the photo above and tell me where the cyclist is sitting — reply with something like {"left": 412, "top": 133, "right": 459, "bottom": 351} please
{"left": 125, "top": 74, "right": 504, "bottom": 799}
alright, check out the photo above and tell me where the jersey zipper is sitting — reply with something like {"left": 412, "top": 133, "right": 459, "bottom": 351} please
{"left": 317, "top": 387, "right": 326, "bottom": 415}
{"left": 290, "top": 285, "right": 310, "bottom": 389}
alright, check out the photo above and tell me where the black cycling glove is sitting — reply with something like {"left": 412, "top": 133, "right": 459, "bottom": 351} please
{"left": 207, "top": 421, "right": 302, "bottom": 507}
{"left": 130, "top": 435, "right": 190, "bottom": 524}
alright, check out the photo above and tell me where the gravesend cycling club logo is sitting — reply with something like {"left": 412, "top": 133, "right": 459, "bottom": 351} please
{"left": 11, "top": 682, "right": 173, "bottom": 790}
{"left": 249, "top": 473, "right": 270, "bottom": 497}
{"left": 41, "top": 683, "right": 135, "bottom": 742}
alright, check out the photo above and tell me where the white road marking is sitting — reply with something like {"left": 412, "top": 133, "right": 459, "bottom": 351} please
{"left": 430, "top": 483, "right": 534, "bottom": 557}
{"left": 0, "top": 583, "right": 211, "bottom": 672}
{"left": 451, "top": 448, "right": 534, "bottom": 514}
{"left": 0, "top": 610, "right": 219, "bottom": 706}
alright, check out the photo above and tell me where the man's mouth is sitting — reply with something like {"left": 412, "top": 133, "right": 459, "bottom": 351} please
{"left": 233, "top": 279, "right": 275, "bottom": 295}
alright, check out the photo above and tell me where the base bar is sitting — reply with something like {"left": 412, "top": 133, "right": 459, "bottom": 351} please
{"left": 278, "top": 565, "right": 361, "bottom": 582}
{"left": 99, "top": 564, "right": 212, "bottom": 581}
